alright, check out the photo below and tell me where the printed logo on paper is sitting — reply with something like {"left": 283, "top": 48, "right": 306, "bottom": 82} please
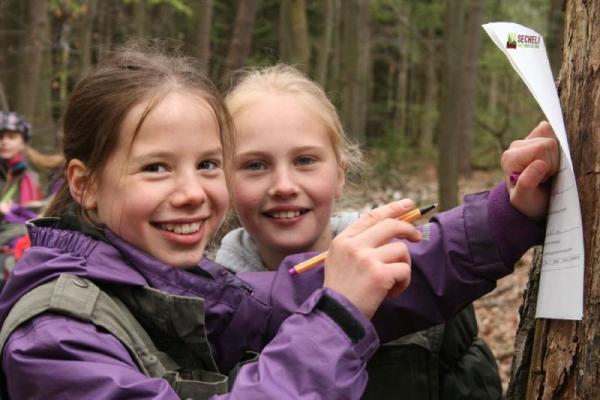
{"left": 506, "top": 32, "right": 540, "bottom": 49}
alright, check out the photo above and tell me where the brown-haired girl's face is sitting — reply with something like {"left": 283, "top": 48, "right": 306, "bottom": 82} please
{"left": 83, "top": 91, "right": 229, "bottom": 267}
{"left": 230, "top": 93, "right": 344, "bottom": 268}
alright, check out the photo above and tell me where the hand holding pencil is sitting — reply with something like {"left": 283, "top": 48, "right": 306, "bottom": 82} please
{"left": 309, "top": 199, "right": 432, "bottom": 319}
{"left": 289, "top": 203, "right": 436, "bottom": 276}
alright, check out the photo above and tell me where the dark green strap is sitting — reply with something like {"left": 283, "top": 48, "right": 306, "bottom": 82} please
{"left": 0, "top": 274, "right": 172, "bottom": 377}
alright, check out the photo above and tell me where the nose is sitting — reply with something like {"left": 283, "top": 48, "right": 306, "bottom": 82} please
{"left": 268, "top": 166, "right": 299, "bottom": 198}
{"left": 170, "top": 172, "right": 208, "bottom": 208}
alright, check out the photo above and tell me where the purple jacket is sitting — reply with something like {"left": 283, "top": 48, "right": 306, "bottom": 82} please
{"left": 0, "top": 184, "right": 543, "bottom": 399}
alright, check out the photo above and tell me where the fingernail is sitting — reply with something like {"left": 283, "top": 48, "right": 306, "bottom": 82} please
{"left": 399, "top": 199, "right": 413, "bottom": 209}
{"left": 509, "top": 172, "right": 520, "bottom": 186}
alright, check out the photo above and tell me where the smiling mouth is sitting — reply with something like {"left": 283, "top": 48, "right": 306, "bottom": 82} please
{"left": 157, "top": 221, "right": 203, "bottom": 235}
{"left": 265, "top": 210, "right": 308, "bottom": 220}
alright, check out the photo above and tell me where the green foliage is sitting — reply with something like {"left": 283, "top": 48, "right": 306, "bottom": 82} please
{"left": 147, "top": 0, "right": 192, "bottom": 16}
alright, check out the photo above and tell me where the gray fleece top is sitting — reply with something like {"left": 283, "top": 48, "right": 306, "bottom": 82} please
{"left": 215, "top": 212, "right": 361, "bottom": 272}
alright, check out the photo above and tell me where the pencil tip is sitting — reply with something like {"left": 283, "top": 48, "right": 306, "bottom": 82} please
{"left": 288, "top": 268, "right": 297, "bottom": 276}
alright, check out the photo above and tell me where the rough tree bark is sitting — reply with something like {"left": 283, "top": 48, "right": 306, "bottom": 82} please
{"left": 507, "top": 1, "right": 600, "bottom": 399}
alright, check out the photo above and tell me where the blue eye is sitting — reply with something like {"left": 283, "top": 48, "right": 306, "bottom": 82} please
{"left": 143, "top": 163, "right": 167, "bottom": 173}
{"left": 245, "top": 161, "right": 266, "bottom": 171}
{"left": 198, "top": 160, "right": 220, "bottom": 170}
{"left": 296, "top": 156, "right": 316, "bottom": 166}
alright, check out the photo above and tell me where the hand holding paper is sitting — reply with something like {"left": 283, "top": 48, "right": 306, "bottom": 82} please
{"left": 483, "top": 22, "right": 584, "bottom": 320}
{"left": 501, "top": 121, "right": 560, "bottom": 220}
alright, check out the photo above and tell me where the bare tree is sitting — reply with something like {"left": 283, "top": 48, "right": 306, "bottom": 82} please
{"left": 285, "top": 0, "right": 310, "bottom": 71}
{"left": 223, "top": 0, "right": 258, "bottom": 80}
{"left": 315, "top": 0, "right": 335, "bottom": 87}
{"left": 78, "top": 0, "right": 98, "bottom": 80}
{"left": 16, "top": 0, "right": 49, "bottom": 122}
{"left": 458, "top": 0, "right": 485, "bottom": 178}
{"left": 437, "top": 0, "right": 465, "bottom": 211}
{"left": 194, "top": 0, "right": 214, "bottom": 74}
{"left": 338, "top": 0, "right": 370, "bottom": 145}
{"left": 507, "top": 1, "right": 600, "bottom": 398}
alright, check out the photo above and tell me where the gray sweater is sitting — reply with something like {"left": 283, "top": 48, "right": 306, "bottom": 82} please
{"left": 215, "top": 212, "right": 361, "bottom": 272}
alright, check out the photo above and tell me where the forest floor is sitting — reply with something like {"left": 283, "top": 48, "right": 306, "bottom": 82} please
{"left": 341, "top": 160, "right": 531, "bottom": 394}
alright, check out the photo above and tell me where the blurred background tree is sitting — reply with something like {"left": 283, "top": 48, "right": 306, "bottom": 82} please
{"left": 0, "top": 0, "right": 557, "bottom": 204}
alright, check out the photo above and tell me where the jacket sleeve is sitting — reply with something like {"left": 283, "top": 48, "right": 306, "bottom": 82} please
{"left": 240, "top": 183, "right": 545, "bottom": 343}
{"left": 3, "top": 290, "right": 379, "bottom": 400}
{"left": 217, "top": 288, "right": 378, "bottom": 400}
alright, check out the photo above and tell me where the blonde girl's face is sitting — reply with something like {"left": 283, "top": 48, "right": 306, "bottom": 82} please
{"left": 231, "top": 93, "right": 344, "bottom": 269}
{"left": 83, "top": 91, "right": 229, "bottom": 268}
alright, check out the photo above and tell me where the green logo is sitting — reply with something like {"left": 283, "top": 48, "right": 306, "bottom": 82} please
{"left": 506, "top": 32, "right": 517, "bottom": 49}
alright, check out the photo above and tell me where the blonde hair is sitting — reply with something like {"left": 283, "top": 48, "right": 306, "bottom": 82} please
{"left": 225, "top": 64, "right": 363, "bottom": 178}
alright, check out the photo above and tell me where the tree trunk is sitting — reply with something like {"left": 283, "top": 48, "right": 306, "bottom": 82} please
{"left": 392, "top": 4, "right": 410, "bottom": 145}
{"left": 16, "top": 0, "right": 49, "bottom": 121}
{"left": 194, "top": 0, "right": 214, "bottom": 74}
{"left": 58, "top": 21, "right": 72, "bottom": 117}
{"left": 134, "top": 0, "right": 146, "bottom": 38}
{"left": 458, "top": 0, "right": 484, "bottom": 178}
{"left": 78, "top": 0, "right": 98, "bottom": 80}
{"left": 507, "top": 1, "right": 600, "bottom": 398}
{"left": 338, "top": 0, "right": 370, "bottom": 145}
{"left": 436, "top": 0, "right": 465, "bottom": 211}
{"left": 419, "top": 24, "right": 438, "bottom": 155}
{"left": 285, "top": 0, "right": 310, "bottom": 71}
{"left": 315, "top": 0, "right": 334, "bottom": 87}
{"left": 223, "top": 0, "right": 258, "bottom": 81}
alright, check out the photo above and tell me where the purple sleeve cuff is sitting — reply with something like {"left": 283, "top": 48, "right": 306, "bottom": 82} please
{"left": 297, "top": 287, "right": 380, "bottom": 362}
{"left": 487, "top": 182, "right": 545, "bottom": 265}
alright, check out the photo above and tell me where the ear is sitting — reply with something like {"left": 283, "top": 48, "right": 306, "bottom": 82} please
{"left": 335, "top": 159, "right": 346, "bottom": 200}
{"left": 67, "top": 159, "right": 97, "bottom": 210}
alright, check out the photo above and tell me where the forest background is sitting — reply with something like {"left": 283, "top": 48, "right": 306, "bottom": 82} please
{"left": 6, "top": 2, "right": 600, "bottom": 399}
{"left": 0, "top": 0, "right": 564, "bottom": 210}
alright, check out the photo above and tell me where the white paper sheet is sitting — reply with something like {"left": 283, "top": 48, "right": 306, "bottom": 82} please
{"left": 482, "top": 22, "right": 584, "bottom": 320}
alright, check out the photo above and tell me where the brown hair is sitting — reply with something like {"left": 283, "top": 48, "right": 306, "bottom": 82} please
{"left": 44, "top": 41, "right": 234, "bottom": 220}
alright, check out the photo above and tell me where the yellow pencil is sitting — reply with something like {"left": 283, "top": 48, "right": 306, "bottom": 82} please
{"left": 288, "top": 203, "right": 437, "bottom": 276}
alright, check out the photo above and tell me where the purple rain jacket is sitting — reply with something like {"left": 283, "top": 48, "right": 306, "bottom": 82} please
{"left": 0, "top": 184, "right": 544, "bottom": 399}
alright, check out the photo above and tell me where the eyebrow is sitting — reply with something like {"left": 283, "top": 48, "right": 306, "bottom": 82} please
{"left": 236, "top": 145, "right": 324, "bottom": 158}
{"left": 130, "top": 146, "right": 223, "bottom": 162}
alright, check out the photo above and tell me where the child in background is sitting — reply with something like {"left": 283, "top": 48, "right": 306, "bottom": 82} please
{"left": 0, "top": 112, "right": 44, "bottom": 290}
{"left": 216, "top": 65, "right": 558, "bottom": 399}
{"left": 0, "top": 112, "right": 43, "bottom": 227}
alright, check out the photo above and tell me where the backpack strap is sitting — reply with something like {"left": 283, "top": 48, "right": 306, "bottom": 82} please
{"left": 0, "top": 273, "right": 175, "bottom": 377}
{"left": 0, "top": 274, "right": 236, "bottom": 398}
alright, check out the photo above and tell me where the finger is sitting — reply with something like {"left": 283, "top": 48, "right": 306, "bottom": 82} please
{"left": 371, "top": 240, "right": 412, "bottom": 264}
{"left": 526, "top": 121, "right": 556, "bottom": 140}
{"left": 339, "top": 199, "right": 415, "bottom": 238}
{"left": 501, "top": 138, "right": 559, "bottom": 179}
{"left": 350, "top": 219, "right": 422, "bottom": 248}
{"left": 514, "top": 159, "right": 550, "bottom": 189}
{"left": 385, "top": 262, "right": 412, "bottom": 298}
